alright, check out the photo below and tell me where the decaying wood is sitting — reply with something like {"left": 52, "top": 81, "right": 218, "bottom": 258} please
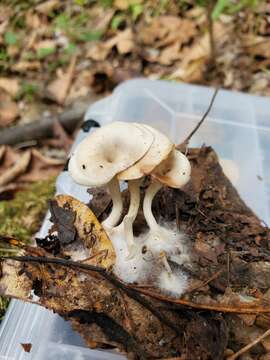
{"left": 0, "top": 146, "right": 269, "bottom": 360}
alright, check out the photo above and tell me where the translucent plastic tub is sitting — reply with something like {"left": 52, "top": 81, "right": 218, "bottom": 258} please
{"left": 0, "top": 79, "right": 269, "bottom": 359}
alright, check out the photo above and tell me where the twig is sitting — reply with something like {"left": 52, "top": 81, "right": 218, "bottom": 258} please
{"left": 0, "top": 255, "right": 181, "bottom": 335}
{"left": 0, "top": 151, "right": 31, "bottom": 186}
{"left": 0, "top": 97, "right": 99, "bottom": 146}
{"left": 207, "top": 1, "right": 216, "bottom": 65}
{"left": 133, "top": 288, "right": 270, "bottom": 314}
{"left": 227, "top": 328, "right": 270, "bottom": 360}
{"left": 186, "top": 269, "right": 223, "bottom": 293}
{"left": 177, "top": 88, "right": 219, "bottom": 149}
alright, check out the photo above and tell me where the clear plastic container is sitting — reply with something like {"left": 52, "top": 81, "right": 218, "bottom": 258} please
{"left": 0, "top": 79, "right": 269, "bottom": 359}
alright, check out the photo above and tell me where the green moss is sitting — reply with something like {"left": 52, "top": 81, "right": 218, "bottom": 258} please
{"left": 0, "top": 177, "right": 55, "bottom": 243}
{"left": 0, "top": 177, "right": 55, "bottom": 319}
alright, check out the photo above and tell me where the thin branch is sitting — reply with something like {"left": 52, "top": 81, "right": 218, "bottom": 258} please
{"left": 133, "top": 288, "right": 270, "bottom": 314}
{"left": 227, "top": 328, "right": 270, "bottom": 360}
{"left": 178, "top": 88, "right": 219, "bottom": 149}
{"left": 186, "top": 269, "right": 223, "bottom": 294}
{"left": 0, "top": 255, "right": 181, "bottom": 335}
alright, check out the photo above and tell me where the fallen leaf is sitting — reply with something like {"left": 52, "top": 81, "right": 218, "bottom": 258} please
{"left": 0, "top": 151, "right": 31, "bottom": 187}
{"left": 46, "top": 55, "right": 77, "bottom": 105}
{"left": 0, "top": 92, "right": 20, "bottom": 127}
{"left": 0, "top": 78, "right": 20, "bottom": 97}
{"left": 55, "top": 194, "right": 115, "bottom": 268}
{"left": 0, "top": 20, "right": 8, "bottom": 36}
{"left": 21, "top": 343, "right": 32, "bottom": 353}
{"left": 35, "top": 0, "right": 61, "bottom": 15}
{"left": 158, "top": 41, "right": 181, "bottom": 66}
{"left": 31, "top": 149, "right": 65, "bottom": 165}
{"left": 87, "top": 29, "right": 134, "bottom": 61}
{"left": 25, "top": 11, "right": 41, "bottom": 29}
{"left": 87, "top": 43, "right": 111, "bottom": 62}
{"left": 34, "top": 39, "right": 57, "bottom": 51}
{"left": 0, "top": 146, "right": 6, "bottom": 163}
{"left": 19, "top": 150, "right": 63, "bottom": 182}
{"left": 12, "top": 61, "right": 41, "bottom": 72}
{"left": 52, "top": 119, "right": 73, "bottom": 152}
{"left": 242, "top": 35, "right": 270, "bottom": 58}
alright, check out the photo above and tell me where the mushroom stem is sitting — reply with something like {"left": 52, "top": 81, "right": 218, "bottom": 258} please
{"left": 124, "top": 179, "right": 141, "bottom": 259}
{"left": 102, "top": 177, "right": 123, "bottom": 229}
{"left": 143, "top": 180, "right": 173, "bottom": 273}
{"left": 143, "top": 180, "right": 162, "bottom": 232}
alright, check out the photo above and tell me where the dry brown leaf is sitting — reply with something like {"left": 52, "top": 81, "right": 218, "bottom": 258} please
{"left": 0, "top": 151, "right": 31, "bottom": 187}
{"left": 0, "top": 146, "right": 6, "bottom": 163}
{"left": 66, "top": 70, "right": 93, "bottom": 104}
{"left": 242, "top": 35, "right": 270, "bottom": 58}
{"left": 93, "top": 9, "right": 115, "bottom": 32}
{"left": 35, "top": 0, "right": 61, "bottom": 15}
{"left": 0, "top": 20, "right": 9, "bottom": 36}
{"left": 46, "top": 56, "right": 77, "bottom": 105}
{"left": 0, "top": 92, "right": 20, "bottom": 127}
{"left": 170, "top": 22, "right": 229, "bottom": 81}
{"left": 0, "top": 78, "right": 20, "bottom": 97}
{"left": 138, "top": 16, "right": 195, "bottom": 47}
{"left": 25, "top": 30, "right": 38, "bottom": 49}
{"left": 52, "top": 119, "right": 73, "bottom": 152}
{"left": 87, "top": 29, "right": 134, "bottom": 60}
{"left": 25, "top": 11, "right": 41, "bottom": 29}
{"left": 31, "top": 149, "right": 66, "bottom": 166}
{"left": 87, "top": 43, "right": 111, "bottom": 62}
{"left": 117, "top": 38, "right": 134, "bottom": 54}
{"left": 12, "top": 61, "right": 41, "bottom": 72}
{"left": 19, "top": 150, "right": 63, "bottom": 183}
{"left": 34, "top": 39, "right": 57, "bottom": 51}
{"left": 158, "top": 41, "right": 181, "bottom": 65}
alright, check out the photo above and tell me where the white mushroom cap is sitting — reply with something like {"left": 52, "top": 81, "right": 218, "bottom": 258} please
{"left": 118, "top": 124, "right": 173, "bottom": 181}
{"left": 68, "top": 121, "right": 154, "bottom": 187}
{"left": 151, "top": 149, "right": 191, "bottom": 188}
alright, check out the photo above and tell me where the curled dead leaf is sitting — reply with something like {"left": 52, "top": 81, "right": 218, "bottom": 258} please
{"left": 46, "top": 56, "right": 77, "bottom": 105}
{"left": 0, "top": 78, "right": 20, "bottom": 97}
{"left": 35, "top": 0, "right": 61, "bottom": 15}
{"left": 54, "top": 195, "right": 115, "bottom": 268}
{"left": 0, "top": 92, "right": 19, "bottom": 127}
{"left": 0, "top": 150, "right": 31, "bottom": 187}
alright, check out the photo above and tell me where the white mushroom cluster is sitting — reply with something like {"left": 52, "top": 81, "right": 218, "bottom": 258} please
{"left": 69, "top": 121, "right": 191, "bottom": 297}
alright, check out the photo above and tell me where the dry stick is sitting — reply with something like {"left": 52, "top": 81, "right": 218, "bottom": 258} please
{"left": 177, "top": 87, "right": 219, "bottom": 150}
{"left": 0, "top": 255, "right": 181, "bottom": 335}
{"left": 0, "top": 97, "right": 97, "bottom": 146}
{"left": 1, "top": 255, "right": 270, "bottom": 315}
{"left": 186, "top": 269, "right": 223, "bottom": 294}
{"left": 134, "top": 288, "right": 270, "bottom": 314}
{"left": 227, "top": 328, "right": 270, "bottom": 360}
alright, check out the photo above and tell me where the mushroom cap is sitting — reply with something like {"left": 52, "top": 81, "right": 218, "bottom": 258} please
{"left": 151, "top": 149, "right": 191, "bottom": 188}
{"left": 118, "top": 124, "right": 173, "bottom": 181}
{"left": 68, "top": 121, "right": 154, "bottom": 187}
